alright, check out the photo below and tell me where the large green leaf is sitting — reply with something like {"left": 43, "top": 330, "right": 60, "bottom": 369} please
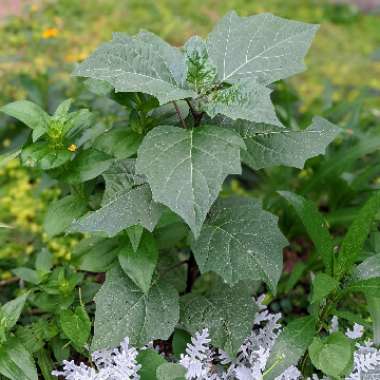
{"left": 265, "top": 316, "right": 316, "bottom": 380}
{"left": 309, "top": 332, "right": 353, "bottom": 378}
{"left": 70, "top": 184, "right": 161, "bottom": 237}
{"left": 346, "top": 278, "right": 380, "bottom": 297}
{"left": 73, "top": 32, "right": 195, "bottom": 105}
{"left": 336, "top": 191, "right": 380, "bottom": 279}
{"left": 92, "top": 265, "right": 179, "bottom": 350}
{"left": 207, "top": 11, "right": 318, "bottom": 85}
{"left": 180, "top": 278, "right": 257, "bottom": 356}
{"left": 0, "top": 338, "right": 38, "bottom": 380}
{"left": 156, "top": 363, "right": 186, "bottom": 380}
{"left": 204, "top": 80, "right": 282, "bottom": 126}
{"left": 136, "top": 125, "right": 245, "bottom": 237}
{"left": 43, "top": 194, "right": 88, "bottom": 237}
{"left": 1, "top": 100, "right": 50, "bottom": 141}
{"left": 192, "top": 197, "right": 287, "bottom": 291}
{"left": 354, "top": 253, "right": 380, "bottom": 281}
{"left": 279, "top": 191, "right": 334, "bottom": 275}
{"left": 101, "top": 159, "right": 145, "bottom": 205}
{"left": 236, "top": 117, "right": 340, "bottom": 169}
{"left": 118, "top": 231, "right": 158, "bottom": 293}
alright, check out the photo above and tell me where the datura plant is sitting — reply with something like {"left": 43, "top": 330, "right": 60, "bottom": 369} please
{"left": 6, "top": 10, "right": 380, "bottom": 380}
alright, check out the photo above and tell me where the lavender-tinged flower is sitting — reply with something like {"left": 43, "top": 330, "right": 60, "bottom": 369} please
{"left": 345, "top": 323, "right": 364, "bottom": 340}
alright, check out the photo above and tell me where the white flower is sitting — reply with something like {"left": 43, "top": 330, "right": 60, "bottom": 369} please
{"left": 52, "top": 337, "right": 141, "bottom": 380}
{"left": 346, "top": 341, "right": 380, "bottom": 380}
{"left": 180, "top": 328, "right": 219, "bottom": 380}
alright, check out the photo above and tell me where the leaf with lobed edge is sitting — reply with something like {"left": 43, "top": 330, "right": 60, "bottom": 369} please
{"left": 73, "top": 32, "right": 195, "bottom": 105}
{"left": 192, "top": 197, "right": 287, "bottom": 292}
{"left": 70, "top": 160, "right": 161, "bottom": 237}
{"left": 207, "top": 11, "right": 319, "bottom": 85}
{"left": 92, "top": 265, "right": 179, "bottom": 351}
{"left": 230, "top": 116, "right": 340, "bottom": 169}
{"left": 180, "top": 277, "right": 257, "bottom": 357}
{"left": 203, "top": 79, "right": 282, "bottom": 126}
{"left": 136, "top": 125, "right": 245, "bottom": 237}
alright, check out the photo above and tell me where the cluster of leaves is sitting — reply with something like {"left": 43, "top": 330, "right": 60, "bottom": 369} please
{"left": 0, "top": 9, "right": 379, "bottom": 380}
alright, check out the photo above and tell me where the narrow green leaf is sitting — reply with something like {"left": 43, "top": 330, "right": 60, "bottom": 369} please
{"left": 53, "top": 99, "right": 73, "bottom": 118}
{"left": 35, "top": 348, "right": 55, "bottom": 380}
{"left": 311, "top": 273, "right": 338, "bottom": 304}
{"left": 126, "top": 225, "right": 144, "bottom": 252}
{"left": 0, "top": 338, "right": 38, "bottom": 380}
{"left": 1, "top": 293, "right": 29, "bottom": 332}
{"left": 1, "top": 100, "right": 50, "bottom": 141}
{"left": 346, "top": 277, "right": 380, "bottom": 297}
{"left": 64, "top": 148, "right": 114, "bottom": 183}
{"left": 59, "top": 306, "right": 91, "bottom": 348}
{"left": 336, "top": 191, "right": 380, "bottom": 279}
{"left": 93, "top": 128, "right": 143, "bottom": 160}
{"left": 21, "top": 141, "right": 72, "bottom": 170}
{"left": 35, "top": 249, "right": 53, "bottom": 274}
{"left": 44, "top": 194, "right": 87, "bottom": 237}
{"left": 118, "top": 231, "right": 158, "bottom": 293}
{"left": 12, "top": 268, "right": 39, "bottom": 285}
{"left": 279, "top": 191, "right": 334, "bottom": 275}
{"left": 264, "top": 316, "right": 316, "bottom": 380}
{"left": 93, "top": 265, "right": 179, "bottom": 350}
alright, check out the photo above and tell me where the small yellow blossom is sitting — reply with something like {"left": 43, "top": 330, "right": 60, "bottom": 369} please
{"left": 2, "top": 138, "right": 11, "bottom": 148}
{"left": 67, "top": 144, "right": 78, "bottom": 152}
{"left": 42, "top": 27, "right": 59, "bottom": 39}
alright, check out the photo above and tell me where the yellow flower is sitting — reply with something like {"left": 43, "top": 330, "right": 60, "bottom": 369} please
{"left": 42, "top": 27, "right": 59, "bottom": 39}
{"left": 67, "top": 144, "right": 78, "bottom": 152}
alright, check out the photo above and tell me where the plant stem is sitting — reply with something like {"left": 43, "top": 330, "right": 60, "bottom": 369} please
{"left": 185, "top": 99, "right": 204, "bottom": 127}
{"left": 186, "top": 253, "right": 198, "bottom": 293}
{"left": 0, "top": 277, "right": 19, "bottom": 287}
{"left": 173, "top": 101, "right": 187, "bottom": 129}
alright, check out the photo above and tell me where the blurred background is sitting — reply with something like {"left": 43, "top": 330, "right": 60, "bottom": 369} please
{"left": 0, "top": 0, "right": 379, "bottom": 308}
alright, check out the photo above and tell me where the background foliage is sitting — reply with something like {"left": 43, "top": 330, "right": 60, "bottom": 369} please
{"left": 0, "top": 0, "right": 380, "bottom": 379}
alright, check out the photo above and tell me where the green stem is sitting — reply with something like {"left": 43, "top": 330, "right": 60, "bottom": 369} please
{"left": 367, "top": 295, "right": 380, "bottom": 345}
